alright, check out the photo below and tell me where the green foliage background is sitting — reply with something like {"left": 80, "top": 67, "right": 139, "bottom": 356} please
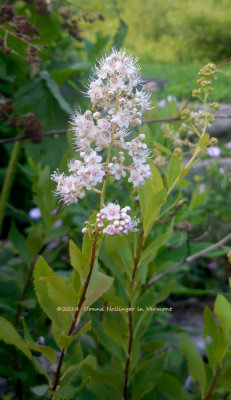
{"left": 1, "top": 1, "right": 231, "bottom": 399}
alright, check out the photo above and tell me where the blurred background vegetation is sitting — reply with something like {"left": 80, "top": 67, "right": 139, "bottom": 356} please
{"left": 1, "top": 0, "right": 231, "bottom": 283}
{"left": 81, "top": 0, "right": 231, "bottom": 101}
{"left": 1, "top": 1, "right": 231, "bottom": 398}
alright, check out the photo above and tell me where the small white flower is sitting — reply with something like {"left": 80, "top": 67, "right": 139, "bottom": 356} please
{"left": 103, "top": 224, "right": 116, "bottom": 236}
{"left": 101, "top": 203, "right": 121, "bottom": 221}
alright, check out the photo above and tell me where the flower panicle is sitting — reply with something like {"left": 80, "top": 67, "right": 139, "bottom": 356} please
{"left": 51, "top": 49, "right": 152, "bottom": 234}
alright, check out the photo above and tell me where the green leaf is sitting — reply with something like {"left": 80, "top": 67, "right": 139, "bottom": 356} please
{"left": 103, "top": 312, "right": 128, "bottom": 351}
{"left": 140, "top": 223, "right": 173, "bottom": 266}
{"left": 15, "top": 76, "right": 68, "bottom": 131}
{"left": 189, "top": 185, "right": 209, "bottom": 210}
{"left": 167, "top": 153, "right": 182, "bottom": 189}
{"left": 138, "top": 164, "right": 166, "bottom": 235}
{"left": 40, "top": 71, "right": 72, "bottom": 115}
{"left": 214, "top": 294, "right": 231, "bottom": 332}
{"left": 45, "top": 275, "right": 79, "bottom": 309}
{"left": 157, "top": 372, "right": 183, "bottom": 399}
{"left": 131, "top": 352, "right": 166, "bottom": 400}
{"left": 142, "top": 188, "right": 167, "bottom": 235}
{"left": 26, "top": 225, "right": 44, "bottom": 256}
{"left": 85, "top": 32, "right": 110, "bottom": 62}
{"left": 112, "top": 19, "right": 128, "bottom": 48}
{"left": 56, "top": 385, "right": 77, "bottom": 399}
{"left": 81, "top": 272, "right": 113, "bottom": 316}
{"left": 178, "top": 179, "right": 191, "bottom": 188}
{"left": 33, "top": 256, "right": 60, "bottom": 326}
{"left": 55, "top": 320, "right": 91, "bottom": 350}
{"left": 30, "top": 10, "right": 60, "bottom": 43}
{"left": 52, "top": 62, "right": 91, "bottom": 86}
{"left": 18, "top": 298, "right": 36, "bottom": 309}
{"left": 153, "top": 141, "right": 172, "bottom": 155}
{"left": 82, "top": 361, "right": 121, "bottom": 392}
{"left": 22, "top": 318, "right": 56, "bottom": 364}
{"left": 90, "top": 313, "right": 125, "bottom": 362}
{"left": 203, "top": 306, "right": 228, "bottom": 370}
{"left": 32, "top": 165, "right": 56, "bottom": 228}
{"left": 180, "top": 333, "right": 207, "bottom": 395}
{"left": 9, "top": 221, "right": 30, "bottom": 264}
{"left": 69, "top": 240, "right": 88, "bottom": 282}
{"left": 60, "top": 346, "right": 88, "bottom": 386}
{"left": 0, "top": 317, "right": 32, "bottom": 360}
{"left": 31, "top": 384, "right": 49, "bottom": 397}
{"left": 199, "top": 133, "right": 210, "bottom": 148}
{"left": 100, "top": 236, "right": 133, "bottom": 286}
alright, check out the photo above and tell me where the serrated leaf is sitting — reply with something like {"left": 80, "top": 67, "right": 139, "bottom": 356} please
{"left": 180, "top": 333, "right": 207, "bottom": 395}
{"left": 0, "top": 317, "right": 32, "bottom": 360}
{"left": 33, "top": 256, "right": 60, "bottom": 326}
{"left": 81, "top": 272, "right": 113, "bottom": 316}
{"left": 45, "top": 276, "right": 79, "bottom": 308}
{"left": 69, "top": 240, "right": 88, "bottom": 282}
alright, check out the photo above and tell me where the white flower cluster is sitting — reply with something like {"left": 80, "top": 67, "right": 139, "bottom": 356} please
{"left": 85, "top": 203, "right": 139, "bottom": 236}
{"left": 52, "top": 49, "right": 152, "bottom": 205}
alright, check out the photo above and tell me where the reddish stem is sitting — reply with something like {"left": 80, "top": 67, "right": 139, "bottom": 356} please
{"left": 203, "top": 365, "right": 221, "bottom": 400}
{"left": 123, "top": 308, "right": 133, "bottom": 400}
{"left": 50, "top": 232, "right": 98, "bottom": 398}
{"left": 131, "top": 233, "right": 145, "bottom": 285}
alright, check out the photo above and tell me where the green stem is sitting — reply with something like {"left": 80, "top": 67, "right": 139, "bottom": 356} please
{"left": 100, "top": 124, "right": 117, "bottom": 209}
{"left": 167, "top": 147, "right": 200, "bottom": 197}
{"left": 100, "top": 90, "right": 120, "bottom": 209}
{"left": 0, "top": 140, "right": 22, "bottom": 234}
{"left": 202, "top": 92, "right": 209, "bottom": 136}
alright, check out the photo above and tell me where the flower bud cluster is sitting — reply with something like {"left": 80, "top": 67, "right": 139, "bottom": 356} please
{"left": 52, "top": 49, "right": 152, "bottom": 205}
{"left": 95, "top": 203, "right": 139, "bottom": 236}
{"left": 161, "top": 107, "right": 216, "bottom": 152}
{"left": 192, "top": 63, "right": 216, "bottom": 99}
{"left": 180, "top": 110, "right": 213, "bottom": 133}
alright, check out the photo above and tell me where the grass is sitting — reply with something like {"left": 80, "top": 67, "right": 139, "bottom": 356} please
{"left": 141, "top": 62, "right": 231, "bottom": 102}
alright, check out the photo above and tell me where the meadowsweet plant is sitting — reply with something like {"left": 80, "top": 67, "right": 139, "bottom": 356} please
{"left": 2, "top": 50, "right": 231, "bottom": 400}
